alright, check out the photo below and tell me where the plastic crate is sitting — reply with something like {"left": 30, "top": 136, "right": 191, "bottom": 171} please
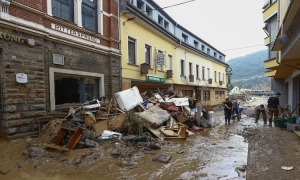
{"left": 277, "top": 118, "right": 287, "bottom": 129}
{"left": 286, "top": 122, "right": 298, "bottom": 132}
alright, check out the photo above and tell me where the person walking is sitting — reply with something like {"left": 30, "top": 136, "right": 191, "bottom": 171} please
{"left": 223, "top": 98, "right": 233, "bottom": 123}
{"left": 255, "top": 104, "right": 268, "bottom": 124}
{"left": 232, "top": 100, "right": 239, "bottom": 116}
{"left": 267, "top": 92, "right": 282, "bottom": 126}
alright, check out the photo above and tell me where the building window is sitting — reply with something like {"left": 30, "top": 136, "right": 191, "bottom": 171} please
{"left": 189, "top": 62, "right": 193, "bottom": 75}
{"left": 214, "top": 52, "right": 217, "bottom": 58}
{"left": 223, "top": 73, "right": 225, "bottom": 83}
{"left": 82, "top": 0, "right": 97, "bottom": 31}
{"left": 219, "top": 55, "right": 222, "bottom": 61}
{"left": 164, "top": 20, "right": 169, "bottom": 29}
{"left": 181, "top": 59, "right": 185, "bottom": 76}
{"left": 207, "top": 68, "right": 210, "bottom": 79}
{"left": 196, "top": 65, "right": 199, "bottom": 79}
{"left": 201, "top": 45, "right": 205, "bottom": 51}
{"left": 158, "top": 15, "right": 163, "bottom": 26}
{"left": 52, "top": 0, "right": 74, "bottom": 22}
{"left": 207, "top": 48, "right": 210, "bottom": 55}
{"left": 145, "top": 44, "right": 151, "bottom": 65}
{"left": 218, "top": 72, "right": 221, "bottom": 82}
{"left": 182, "top": 33, "right": 188, "bottom": 43}
{"left": 128, "top": 37, "right": 136, "bottom": 64}
{"left": 214, "top": 71, "right": 217, "bottom": 82}
{"left": 146, "top": 5, "right": 152, "bottom": 17}
{"left": 194, "top": 41, "right": 199, "bottom": 48}
{"left": 182, "top": 90, "right": 193, "bottom": 98}
{"left": 157, "top": 50, "right": 164, "bottom": 71}
{"left": 137, "top": 0, "right": 144, "bottom": 10}
{"left": 202, "top": 66, "right": 205, "bottom": 80}
{"left": 168, "top": 55, "right": 173, "bottom": 70}
{"left": 203, "top": 90, "right": 210, "bottom": 101}
{"left": 215, "top": 91, "right": 225, "bottom": 99}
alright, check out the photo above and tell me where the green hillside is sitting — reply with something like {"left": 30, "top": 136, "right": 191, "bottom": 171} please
{"left": 226, "top": 50, "right": 270, "bottom": 88}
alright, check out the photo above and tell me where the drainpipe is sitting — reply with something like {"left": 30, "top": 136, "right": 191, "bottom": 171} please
{"left": 275, "top": 0, "right": 300, "bottom": 70}
{"left": 118, "top": 0, "right": 122, "bottom": 91}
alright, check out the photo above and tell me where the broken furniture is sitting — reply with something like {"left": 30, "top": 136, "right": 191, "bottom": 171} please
{"left": 44, "top": 123, "right": 85, "bottom": 151}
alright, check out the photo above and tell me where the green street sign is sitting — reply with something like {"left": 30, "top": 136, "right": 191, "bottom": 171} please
{"left": 147, "top": 75, "right": 165, "bottom": 83}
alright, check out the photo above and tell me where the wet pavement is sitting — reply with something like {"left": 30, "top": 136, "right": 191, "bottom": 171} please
{"left": 105, "top": 111, "right": 250, "bottom": 180}
{"left": 0, "top": 111, "right": 257, "bottom": 180}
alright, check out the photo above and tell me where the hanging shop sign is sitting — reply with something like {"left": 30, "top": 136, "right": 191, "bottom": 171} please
{"left": 146, "top": 75, "right": 165, "bottom": 83}
{"left": 157, "top": 53, "right": 165, "bottom": 65}
{"left": 51, "top": 23, "right": 100, "bottom": 43}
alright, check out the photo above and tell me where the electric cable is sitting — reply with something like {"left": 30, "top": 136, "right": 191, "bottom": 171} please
{"left": 221, "top": 44, "right": 265, "bottom": 51}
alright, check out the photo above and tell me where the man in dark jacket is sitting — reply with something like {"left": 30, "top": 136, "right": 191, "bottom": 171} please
{"left": 267, "top": 92, "right": 282, "bottom": 126}
{"left": 223, "top": 98, "right": 233, "bottom": 124}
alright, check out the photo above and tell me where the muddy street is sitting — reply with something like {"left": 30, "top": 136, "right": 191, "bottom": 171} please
{"left": 0, "top": 107, "right": 263, "bottom": 180}
{"left": 0, "top": 97, "right": 273, "bottom": 180}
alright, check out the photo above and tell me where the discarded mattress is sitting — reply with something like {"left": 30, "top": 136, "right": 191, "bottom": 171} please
{"left": 139, "top": 105, "right": 170, "bottom": 126}
{"left": 115, "top": 86, "right": 143, "bottom": 111}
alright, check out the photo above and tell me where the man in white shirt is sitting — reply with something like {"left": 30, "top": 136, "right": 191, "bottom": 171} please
{"left": 255, "top": 104, "right": 268, "bottom": 124}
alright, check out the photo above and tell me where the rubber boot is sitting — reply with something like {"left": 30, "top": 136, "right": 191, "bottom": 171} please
{"left": 263, "top": 119, "right": 267, "bottom": 124}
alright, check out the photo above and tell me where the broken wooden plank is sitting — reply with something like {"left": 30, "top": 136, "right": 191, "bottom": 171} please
{"left": 93, "top": 120, "right": 108, "bottom": 137}
{"left": 66, "top": 128, "right": 84, "bottom": 149}
{"left": 44, "top": 143, "right": 70, "bottom": 151}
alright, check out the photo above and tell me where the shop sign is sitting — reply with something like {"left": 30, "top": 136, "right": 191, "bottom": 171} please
{"left": 157, "top": 53, "right": 165, "bottom": 65}
{"left": 146, "top": 75, "right": 165, "bottom": 83}
{"left": 51, "top": 23, "right": 100, "bottom": 43}
{"left": 0, "top": 30, "right": 24, "bottom": 43}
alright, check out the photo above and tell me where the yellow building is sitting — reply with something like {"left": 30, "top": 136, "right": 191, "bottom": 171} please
{"left": 120, "top": 0, "right": 229, "bottom": 107}
{"left": 263, "top": 0, "right": 300, "bottom": 114}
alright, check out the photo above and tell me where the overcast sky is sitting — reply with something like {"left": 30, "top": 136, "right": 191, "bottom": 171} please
{"left": 153, "top": 0, "right": 267, "bottom": 61}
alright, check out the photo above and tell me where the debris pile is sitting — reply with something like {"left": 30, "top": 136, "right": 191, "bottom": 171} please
{"left": 36, "top": 86, "right": 214, "bottom": 163}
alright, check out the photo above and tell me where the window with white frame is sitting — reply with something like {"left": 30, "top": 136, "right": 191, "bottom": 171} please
{"left": 201, "top": 45, "right": 205, "bottom": 51}
{"left": 50, "top": 0, "right": 103, "bottom": 33}
{"left": 182, "top": 33, "right": 188, "bottom": 43}
{"left": 207, "top": 48, "right": 210, "bottom": 55}
{"left": 158, "top": 15, "right": 163, "bottom": 26}
{"left": 137, "top": 0, "right": 144, "bottom": 10}
{"left": 128, "top": 37, "right": 137, "bottom": 64}
{"left": 218, "top": 72, "right": 221, "bottom": 82}
{"left": 168, "top": 55, "right": 173, "bottom": 70}
{"left": 202, "top": 66, "right": 205, "bottom": 80}
{"left": 207, "top": 68, "right": 210, "bottom": 79}
{"left": 214, "top": 71, "right": 217, "bottom": 82}
{"left": 189, "top": 62, "right": 193, "bottom": 76}
{"left": 146, "top": 5, "right": 152, "bottom": 17}
{"left": 222, "top": 73, "right": 225, "bottom": 83}
{"left": 145, "top": 44, "right": 151, "bottom": 66}
{"left": 157, "top": 50, "right": 164, "bottom": 71}
{"left": 52, "top": 0, "right": 74, "bottom": 22}
{"left": 82, "top": 0, "right": 97, "bottom": 31}
{"left": 181, "top": 59, "right": 185, "bottom": 76}
{"left": 194, "top": 41, "right": 199, "bottom": 49}
{"left": 164, "top": 20, "right": 169, "bottom": 30}
{"left": 196, "top": 65, "right": 199, "bottom": 79}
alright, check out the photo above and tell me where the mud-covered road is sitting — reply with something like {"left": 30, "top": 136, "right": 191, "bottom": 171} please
{"left": 2, "top": 97, "right": 293, "bottom": 180}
